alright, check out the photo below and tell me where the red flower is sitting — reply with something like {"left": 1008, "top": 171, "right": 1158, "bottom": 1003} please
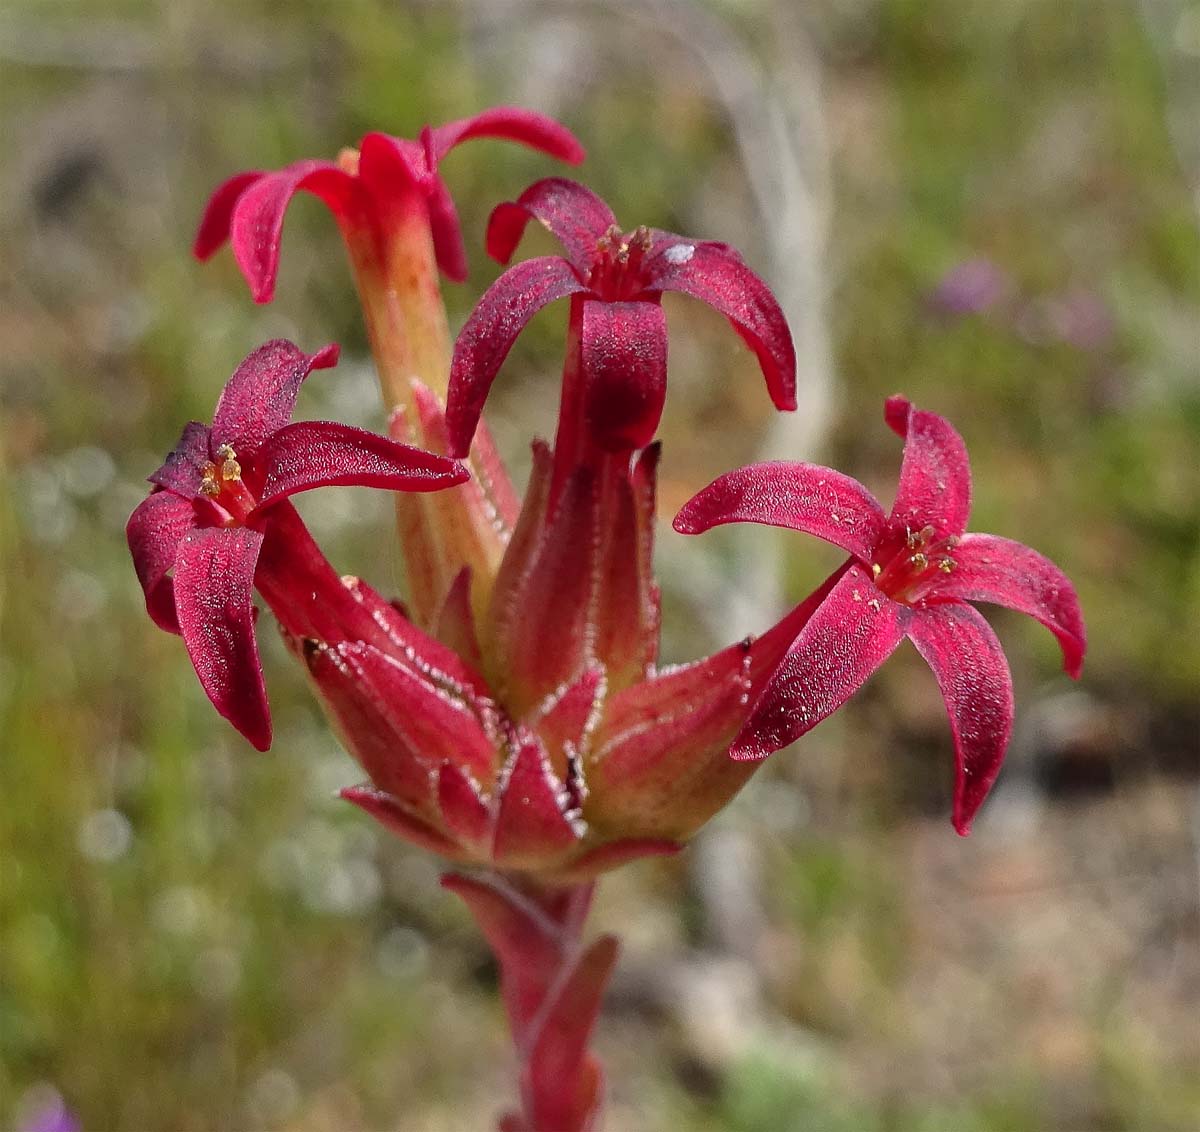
{"left": 674, "top": 396, "right": 1086, "bottom": 833}
{"left": 126, "top": 340, "right": 467, "bottom": 750}
{"left": 446, "top": 177, "right": 797, "bottom": 457}
{"left": 192, "top": 107, "right": 585, "bottom": 300}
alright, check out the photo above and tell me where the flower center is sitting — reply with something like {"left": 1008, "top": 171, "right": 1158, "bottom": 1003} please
{"left": 871, "top": 524, "right": 958, "bottom": 604}
{"left": 587, "top": 225, "right": 653, "bottom": 300}
{"left": 199, "top": 444, "right": 257, "bottom": 524}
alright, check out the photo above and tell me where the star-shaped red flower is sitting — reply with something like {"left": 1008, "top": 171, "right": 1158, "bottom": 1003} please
{"left": 126, "top": 340, "right": 467, "bottom": 749}
{"left": 193, "top": 107, "right": 584, "bottom": 300}
{"left": 674, "top": 396, "right": 1086, "bottom": 833}
{"left": 446, "top": 177, "right": 797, "bottom": 456}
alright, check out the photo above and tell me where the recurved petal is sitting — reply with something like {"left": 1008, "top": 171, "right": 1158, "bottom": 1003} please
{"left": 429, "top": 107, "right": 585, "bottom": 166}
{"left": 446, "top": 256, "right": 587, "bottom": 456}
{"left": 126, "top": 491, "right": 194, "bottom": 633}
{"left": 227, "top": 160, "right": 362, "bottom": 303}
{"left": 883, "top": 396, "right": 972, "bottom": 538}
{"left": 486, "top": 177, "right": 616, "bottom": 269}
{"left": 905, "top": 601, "right": 1014, "bottom": 835}
{"left": 731, "top": 565, "right": 909, "bottom": 761}
{"left": 674, "top": 461, "right": 887, "bottom": 561}
{"left": 210, "top": 340, "right": 339, "bottom": 456}
{"left": 580, "top": 299, "right": 669, "bottom": 451}
{"left": 252, "top": 420, "right": 468, "bottom": 511}
{"left": 148, "top": 420, "right": 211, "bottom": 498}
{"left": 424, "top": 172, "right": 470, "bottom": 282}
{"left": 647, "top": 240, "right": 797, "bottom": 412}
{"left": 173, "top": 525, "right": 270, "bottom": 750}
{"left": 936, "top": 533, "right": 1086, "bottom": 678}
{"left": 193, "top": 170, "right": 264, "bottom": 260}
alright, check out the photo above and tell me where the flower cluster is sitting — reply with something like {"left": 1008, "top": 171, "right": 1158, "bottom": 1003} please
{"left": 129, "top": 104, "right": 1085, "bottom": 1132}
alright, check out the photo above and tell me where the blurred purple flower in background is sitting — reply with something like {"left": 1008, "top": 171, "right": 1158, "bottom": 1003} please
{"left": 929, "top": 257, "right": 1010, "bottom": 316}
{"left": 21, "top": 1093, "right": 79, "bottom": 1132}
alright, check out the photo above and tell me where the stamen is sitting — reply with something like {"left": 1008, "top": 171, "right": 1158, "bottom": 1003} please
{"left": 938, "top": 558, "right": 956, "bottom": 573}
{"left": 872, "top": 563, "right": 882, "bottom": 578}
{"left": 200, "top": 464, "right": 221, "bottom": 496}
{"left": 216, "top": 444, "right": 242, "bottom": 482}
{"left": 910, "top": 552, "right": 928, "bottom": 570}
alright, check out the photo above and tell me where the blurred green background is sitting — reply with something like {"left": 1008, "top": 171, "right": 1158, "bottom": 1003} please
{"left": 2, "top": 1, "right": 1198, "bottom": 1129}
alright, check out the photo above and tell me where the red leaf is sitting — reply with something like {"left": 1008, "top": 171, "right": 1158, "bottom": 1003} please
{"left": 493, "top": 738, "right": 580, "bottom": 865}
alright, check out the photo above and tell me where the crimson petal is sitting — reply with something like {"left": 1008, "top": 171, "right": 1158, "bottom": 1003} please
{"left": 674, "top": 461, "right": 887, "bottom": 561}
{"left": 884, "top": 396, "right": 972, "bottom": 538}
{"left": 446, "top": 257, "right": 587, "bottom": 456}
{"left": 424, "top": 172, "right": 469, "bottom": 282}
{"left": 580, "top": 298, "right": 668, "bottom": 451}
{"left": 126, "top": 491, "right": 194, "bottom": 633}
{"left": 430, "top": 107, "right": 585, "bottom": 166}
{"left": 906, "top": 602, "right": 1014, "bottom": 835}
{"left": 227, "top": 161, "right": 362, "bottom": 303}
{"left": 252, "top": 420, "right": 467, "bottom": 511}
{"left": 148, "top": 420, "right": 211, "bottom": 497}
{"left": 937, "top": 533, "right": 1086, "bottom": 678}
{"left": 647, "top": 241, "right": 797, "bottom": 412}
{"left": 193, "top": 170, "right": 264, "bottom": 260}
{"left": 172, "top": 525, "right": 270, "bottom": 750}
{"left": 210, "top": 340, "right": 339, "bottom": 455}
{"left": 487, "top": 177, "right": 615, "bottom": 271}
{"left": 731, "top": 565, "right": 909, "bottom": 760}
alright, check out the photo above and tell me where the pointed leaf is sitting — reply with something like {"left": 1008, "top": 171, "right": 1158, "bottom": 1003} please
{"left": 731, "top": 565, "right": 909, "bottom": 761}
{"left": 487, "top": 177, "right": 615, "bottom": 270}
{"left": 227, "top": 161, "right": 362, "bottom": 302}
{"left": 333, "top": 642, "right": 496, "bottom": 783}
{"left": 211, "top": 340, "right": 339, "bottom": 455}
{"left": 446, "top": 257, "right": 586, "bottom": 456}
{"left": 493, "top": 738, "right": 580, "bottom": 865}
{"left": 489, "top": 467, "right": 598, "bottom": 715}
{"left": 296, "top": 638, "right": 441, "bottom": 815}
{"left": 433, "top": 567, "right": 486, "bottom": 675}
{"left": 126, "top": 491, "right": 194, "bottom": 633}
{"left": 906, "top": 602, "right": 1014, "bottom": 835}
{"left": 193, "top": 170, "right": 264, "bottom": 260}
{"left": 340, "top": 785, "right": 459, "bottom": 856}
{"left": 933, "top": 533, "right": 1086, "bottom": 678}
{"left": 252, "top": 419, "right": 467, "bottom": 510}
{"left": 884, "top": 396, "right": 972, "bottom": 538}
{"left": 526, "top": 935, "right": 618, "bottom": 1132}
{"left": 441, "top": 873, "right": 563, "bottom": 1036}
{"left": 674, "top": 460, "right": 886, "bottom": 561}
{"left": 173, "top": 525, "right": 270, "bottom": 750}
{"left": 437, "top": 763, "right": 492, "bottom": 847}
{"left": 648, "top": 240, "right": 797, "bottom": 412}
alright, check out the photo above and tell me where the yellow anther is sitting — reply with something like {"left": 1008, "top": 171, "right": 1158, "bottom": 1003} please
{"left": 216, "top": 444, "right": 242, "bottom": 482}
{"left": 938, "top": 558, "right": 956, "bottom": 573}
{"left": 910, "top": 552, "right": 929, "bottom": 570}
{"left": 872, "top": 563, "right": 882, "bottom": 578}
{"left": 200, "top": 463, "right": 221, "bottom": 497}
